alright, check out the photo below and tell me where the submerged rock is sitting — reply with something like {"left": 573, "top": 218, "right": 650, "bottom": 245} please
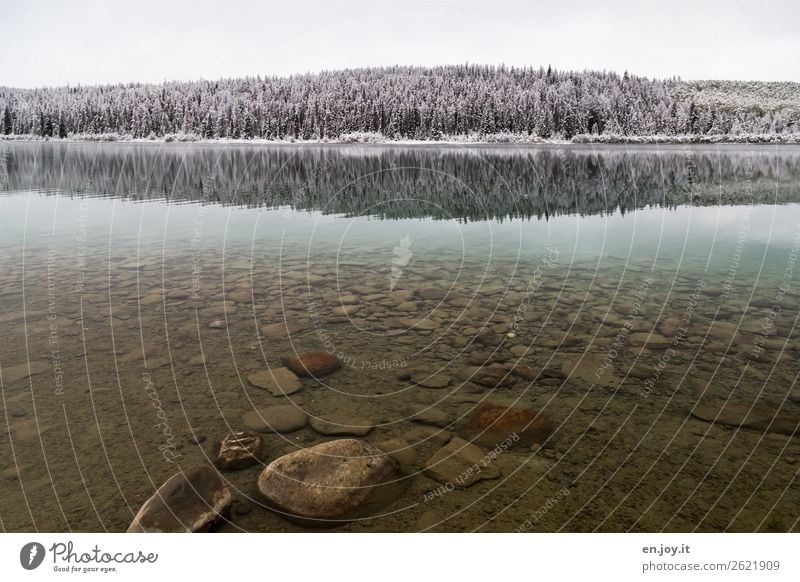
{"left": 374, "top": 438, "right": 419, "bottom": 469}
{"left": 257, "top": 439, "right": 404, "bottom": 525}
{"left": 242, "top": 405, "right": 307, "bottom": 433}
{"left": 409, "top": 406, "right": 452, "bottom": 428}
{"left": 247, "top": 367, "right": 302, "bottom": 396}
{"left": 260, "top": 321, "right": 307, "bottom": 338}
{"left": 691, "top": 402, "right": 800, "bottom": 437}
{"left": 561, "top": 353, "right": 618, "bottom": 388}
{"left": 424, "top": 437, "right": 501, "bottom": 488}
{"left": 417, "top": 287, "right": 450, "bottom": 301}
{"left": 455, "top": 365, "right": 514, "bottom": 388}
{"left": 285, "top": 352, "right": 340, "bottom": 377}
{"left": 217, "top": 431, "right": 263, "bottom": 470}
{"left": 461, "top": 403, "right": 551, "bottom": 448}
{"left": 309, "top": 415, "right": 374, "bottom": 436}
{"left": 410, "top": 371, "right": 452, "bottom": 388}
{"left": 127, "top": 465, "right": 231, "bottom": 532}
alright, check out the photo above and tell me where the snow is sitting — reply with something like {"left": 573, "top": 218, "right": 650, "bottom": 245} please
{"left": 1, "top": 65, "right": 798, "bottom": 143}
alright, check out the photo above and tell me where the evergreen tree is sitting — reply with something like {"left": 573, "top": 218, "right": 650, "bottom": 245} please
{"left": 2, "top": 107, "right": 12, "bottom": 134}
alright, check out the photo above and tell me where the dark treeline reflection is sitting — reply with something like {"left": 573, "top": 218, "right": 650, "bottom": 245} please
{"left": 2, "top": 143, "right": 800, "bottom": 221}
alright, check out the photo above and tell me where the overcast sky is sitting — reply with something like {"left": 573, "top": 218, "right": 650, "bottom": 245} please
{"left": 1, "top": 0, "right": 797, "bottom": 88}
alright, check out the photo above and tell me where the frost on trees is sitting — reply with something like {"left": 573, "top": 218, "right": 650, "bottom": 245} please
{"left": 0, "top": 66, "right": 798, "bottom": 141}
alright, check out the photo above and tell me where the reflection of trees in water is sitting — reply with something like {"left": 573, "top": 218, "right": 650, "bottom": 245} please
{"left": 3, "top": 144, "right": 800, "bottom": 221}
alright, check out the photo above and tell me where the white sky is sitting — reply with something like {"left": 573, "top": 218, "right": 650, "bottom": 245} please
{"left": 0, "top": 0, "right": 798, "bottom": 88}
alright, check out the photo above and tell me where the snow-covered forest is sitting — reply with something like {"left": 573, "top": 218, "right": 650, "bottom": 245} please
{"left": 1, "top": 65, "right": 799, "bottom": 142}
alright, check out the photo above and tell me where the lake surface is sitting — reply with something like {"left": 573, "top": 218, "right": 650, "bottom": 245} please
{"left": 1, "top": 142, "right": 799, "bottom": 532}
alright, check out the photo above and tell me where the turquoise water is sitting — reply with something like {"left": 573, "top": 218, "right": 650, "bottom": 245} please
{"left": 1, "top": 142, "right": 799, "bottom": 532}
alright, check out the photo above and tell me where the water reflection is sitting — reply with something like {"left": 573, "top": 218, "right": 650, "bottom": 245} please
{"left": 2, "top": 143, "right": 800, "bottom": 220}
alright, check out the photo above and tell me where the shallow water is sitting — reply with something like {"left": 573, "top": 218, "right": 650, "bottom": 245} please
{"left": 1, "top": 142, "right": 800, "bottom": 532}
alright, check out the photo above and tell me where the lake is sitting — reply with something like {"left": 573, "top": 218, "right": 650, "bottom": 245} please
{"left": 1, "top": 141, "right": 799, "bottom": 532}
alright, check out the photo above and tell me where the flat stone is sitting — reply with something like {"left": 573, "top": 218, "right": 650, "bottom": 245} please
{"left": 561, "top": 353, "right": 618, "bottom": 388}
{"left": 403, "top": 426, "right": 453, "bottom": 447}
{"left": 424, "top": 437, "right": 501, "bottom": 489}
{"left": 691, "top": 402, "right": 800, "bottom": 437}
{"left": 401, "top": 317, "right": 441, "bottom": 331}
{"left": 127, "top": 465, "right": 231, "bottom": 532}
{"left": 511, "top": 364, "right": 543, "bottom": 381}
{"left": 417, "top": 287, "right": 450, "bottom": 301}
{"left": 227, "top": 291, "right": 253, "bottom": 303}
{"left": 410, "top": 406, "right": 452, "bottom": 428}
{"left": 286, "top": 352, "right": 340, "bottom": 378}
{"left": 628, "top": 332, "right": 672, "bottom": 349}
{"left": 242, "top": 406, "right": 307, "bottom": 433}
{"left": 260, "top": 321, "right": 307, "bottom": 338}
{"left": 188, "top": 354, "right": 206, "bottom": 366}
{"left": 374, "top": 438, "right": 419, "bottom": 468}
{"left": 247, "top": 367, "right": 302, "bottom": 396}
{"left": 310, "top": 415, "right": 374, "bottom": 436}
{"left": 217, "top": 431, "right": 263, "bottom": 470}
{"left": 410, "top": 371, "right": 452, "bottom": 389}
{"left": 333, "top": 305, "right": 362, "bottom": 316}
{"left": 509, "top": 344, "right": 531, "bottom": 357}
{"left": 257, "top": 439, "right": 404, "bottom": 525}
{"left": 454, "top": 366, "right": 514, "bottom": 388}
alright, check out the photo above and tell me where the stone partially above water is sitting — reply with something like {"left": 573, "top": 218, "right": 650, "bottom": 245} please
{"left": 127, "top": 465, "right": 231, "bottom": 532}
{"left": 217, "top": 431, "right": 264, "bottom": 470}
{"left": 424, "top": 437, "right": 501, "bottom": 489}
{"left": 242, "top": 405, "right": 308, "bottom": 433}
{"left": 285, "top": 352, "right": 340, "bottom": 377}
{"left": 257, "top": 439, "right": 403, "bottom": 525}
{"left": 247, "top": 367, "right": 302, "bottom": 396}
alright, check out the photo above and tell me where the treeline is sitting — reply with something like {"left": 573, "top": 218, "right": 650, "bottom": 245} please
{"left": 1, "top": 65, "right": 799, "bottom": 141}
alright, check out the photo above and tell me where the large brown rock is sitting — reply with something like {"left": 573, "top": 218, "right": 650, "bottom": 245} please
{"left": 691, "top": 402, "right": 799, "bottom": 437}
{"left": 217, "top": 431, "right": 263, "bottom": 470}
{"left": 127, "top": 465, "right": 231, "bottom": 532}
{"left": 257, "top": 439, "right": 404, "bottom": 525}
{"left": 461, "top": 403, "right": 552, "bottom": 448}
{"left": 286, "top": 352, "right": 340, "bottom": 377}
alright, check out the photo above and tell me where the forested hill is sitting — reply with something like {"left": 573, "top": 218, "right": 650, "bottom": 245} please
{"left": 1, "top": 65, "right": 799, "bottom": 142}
